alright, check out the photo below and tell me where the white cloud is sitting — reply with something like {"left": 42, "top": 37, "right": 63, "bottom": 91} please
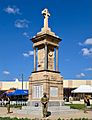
{"left": 78, "top": 38, "right": 92, "bottom": 46}
{"left": 81, "top": 48, "right": 92, "bottom": 57}
{"left": 76, "top": 73, "right": 85, "bottom": 78}
{"left": 4, "top": 6, "right": 21, "bottom": 15}
{"left": 23, "top": 32, "right": 30, "bottom": 38}
{"left": 15, "top": 19, "right": 29, "bottom": 28}
{"left": 23, "top": 50, "right": 34, "bottom": 57}
{"left": 85, "top": 68, "right": 92, "bottom": 71}
{"left": 23, "top": 53, "right": 29, "bottom": 57}
{"left": 3, "top": 70, "right": 10, "bottom": 75}
{"left": 78, "top": 42, "right": 83, "bottom": 46}
{"left": 28, "top": 51, "right": 34, "bottom": 56}
{"left": 84, "top": 38, "right": 92, "bottom": 45}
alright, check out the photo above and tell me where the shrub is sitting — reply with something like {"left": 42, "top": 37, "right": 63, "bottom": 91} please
{"left": 0, "top": 117, "right": 31, "bottom": 120}
{"left": 0, "top": 117, "right": 90, "bottom": 120}
{"left": 57, "top": 118, "right": 61, "bottom": 120}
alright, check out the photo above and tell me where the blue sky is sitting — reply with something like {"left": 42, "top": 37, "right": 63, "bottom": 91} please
{"left": 0, "top": 0, "right": 92, "bottom": 81}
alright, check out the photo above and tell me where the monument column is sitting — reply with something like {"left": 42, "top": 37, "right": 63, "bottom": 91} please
{"left": 56, "top": 46, "right": 58, "bottom": 71}
{"left": 44, "top": 43, "right": 48, "bottom": 70}
{"left": 34, "top": 47, "right": 36, "bottom": 71}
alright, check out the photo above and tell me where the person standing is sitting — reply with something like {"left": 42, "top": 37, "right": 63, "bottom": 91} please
{"left": 87, "top": 95, "right": 90, "bottom": 108}
{"left": 6, "top": 97, "right": 11, "bottom": 113}
{"left": 84, "top": 95, "right": 88, "bottom": 113}
{"left": 69, "top": 95, "right": 73, "bottom": 104}
{"left": 41, "top": 93, "right": 49, "bottom": 118}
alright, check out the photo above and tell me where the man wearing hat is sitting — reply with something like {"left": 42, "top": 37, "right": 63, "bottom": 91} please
{"left": 41, "top": 93, "right": 49, "bottom": 118}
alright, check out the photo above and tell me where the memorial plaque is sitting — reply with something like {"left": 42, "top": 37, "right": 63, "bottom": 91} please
{"left": 32, "top": 85, "right": 43, "bottom": 98}
{"left": 50, "top": 87, "right": 58, "bottom": 97}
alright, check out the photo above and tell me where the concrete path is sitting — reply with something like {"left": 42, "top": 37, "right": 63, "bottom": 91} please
{"left": 0, "top": 107, "right": 92, "bottom": 120}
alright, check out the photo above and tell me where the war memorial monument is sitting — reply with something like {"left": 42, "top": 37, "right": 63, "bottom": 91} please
{"left": 29, "top": 8, "right": 63, "bottom": 106}
{"left": 14, "top": 9, "right": 80, "bottom": 117}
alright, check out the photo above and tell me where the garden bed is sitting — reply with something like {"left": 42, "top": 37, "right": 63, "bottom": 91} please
{"left": 0, "top": 117, "right": 90, "bottom": 120}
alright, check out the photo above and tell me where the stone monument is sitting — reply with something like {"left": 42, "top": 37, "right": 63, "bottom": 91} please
{"left": 29, "top": 8, "right": 63, "bottom": 106}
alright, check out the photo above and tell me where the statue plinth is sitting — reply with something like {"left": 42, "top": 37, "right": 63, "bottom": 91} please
{"left": 29, "top": 70, "right": 63, "bottom": 106}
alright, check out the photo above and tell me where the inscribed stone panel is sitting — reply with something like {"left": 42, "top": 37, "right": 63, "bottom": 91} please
{"left": 50, "top": 87, "right": 58, "bottom": 97}
{"left": 32, "top": 85, "right": 43, "bottom": 98}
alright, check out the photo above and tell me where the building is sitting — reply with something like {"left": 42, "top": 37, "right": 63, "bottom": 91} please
{"left": 0, "top": 79, "right": 28, "bottom": 92}
{"left": 0, "top": 79, "right": 92, "bottom": 98}
{"left": 64, "top": 79, "right": 92, "bottom": 98}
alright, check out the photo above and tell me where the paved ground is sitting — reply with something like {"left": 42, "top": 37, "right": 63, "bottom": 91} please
{"left": 0, "top": 107, "right": 92, "bottom": 120}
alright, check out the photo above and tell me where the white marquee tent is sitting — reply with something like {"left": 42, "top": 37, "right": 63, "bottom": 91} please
{"left": 71, "top": 85, "right": 92, "bottom": 93}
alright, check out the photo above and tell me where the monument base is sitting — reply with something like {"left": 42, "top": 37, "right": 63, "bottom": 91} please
{"left": 27, "top": 100, "right": 65, "bottom": 107}
{"left": 14, "top": 104, "right": 79, "bottom": 116}
{"left": 29, "top": 70, "right": 63, "bottom": 104}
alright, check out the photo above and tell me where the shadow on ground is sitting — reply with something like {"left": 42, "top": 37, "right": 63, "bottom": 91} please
{"left": 46, "top": 111, "right": 51, "bottom": 117}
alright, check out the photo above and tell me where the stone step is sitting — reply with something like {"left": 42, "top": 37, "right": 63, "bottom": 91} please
{"left": 14, "top": 108, "right": 78, "bottom": 115}
{"left": 22, "top": 106, "right": 70, "bottom": 110}
{"left": 49, "top": 106, "right": 70, "bottom": 110}
{"left": 14, "top": 106, "right": 79, "bottom": 115}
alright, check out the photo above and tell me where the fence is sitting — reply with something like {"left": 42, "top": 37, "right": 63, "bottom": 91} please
{"left": 0, "top": 100, "right": 28, "bottom": 106}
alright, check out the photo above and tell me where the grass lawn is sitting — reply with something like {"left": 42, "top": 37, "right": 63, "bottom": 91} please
{"left": 65, "top": 104, "right": 92, "bottom": 110}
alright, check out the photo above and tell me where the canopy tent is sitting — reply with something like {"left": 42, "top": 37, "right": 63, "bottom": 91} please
{"left": 6, "top": 89, "right": 28, "bottom": 96}
{"left": 5, "top": 89, "right": 15, "bottom": 94}
{"left": 71, "top": 85, "right": 92, "bottom": 93}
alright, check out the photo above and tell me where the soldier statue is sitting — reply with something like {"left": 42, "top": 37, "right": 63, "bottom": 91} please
{"left": 41, "top": 93, "right": 49, "bottom": 118}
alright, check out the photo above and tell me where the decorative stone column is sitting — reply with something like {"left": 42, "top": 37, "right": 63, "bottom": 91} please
{"left": 34, "top": 47, "right": 36, "bottom": 71}
{"left": 56, "top": 46, "right": 58, "bottom": 71}
{"left": 44, "top": 43, "right": 48, "bottom": 70}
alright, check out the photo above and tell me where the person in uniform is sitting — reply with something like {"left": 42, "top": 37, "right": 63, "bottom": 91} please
{"left": 6, "top": 97, "right": 11, "bottom": 113}
{"left": 84, "top": 95, "right": 88, "bottom": 113}
{"left": 41, "top": 93, "right": 49, "bottom": 118}
{"left": 87, "top": 95, "right": 90, "bottom": 108}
